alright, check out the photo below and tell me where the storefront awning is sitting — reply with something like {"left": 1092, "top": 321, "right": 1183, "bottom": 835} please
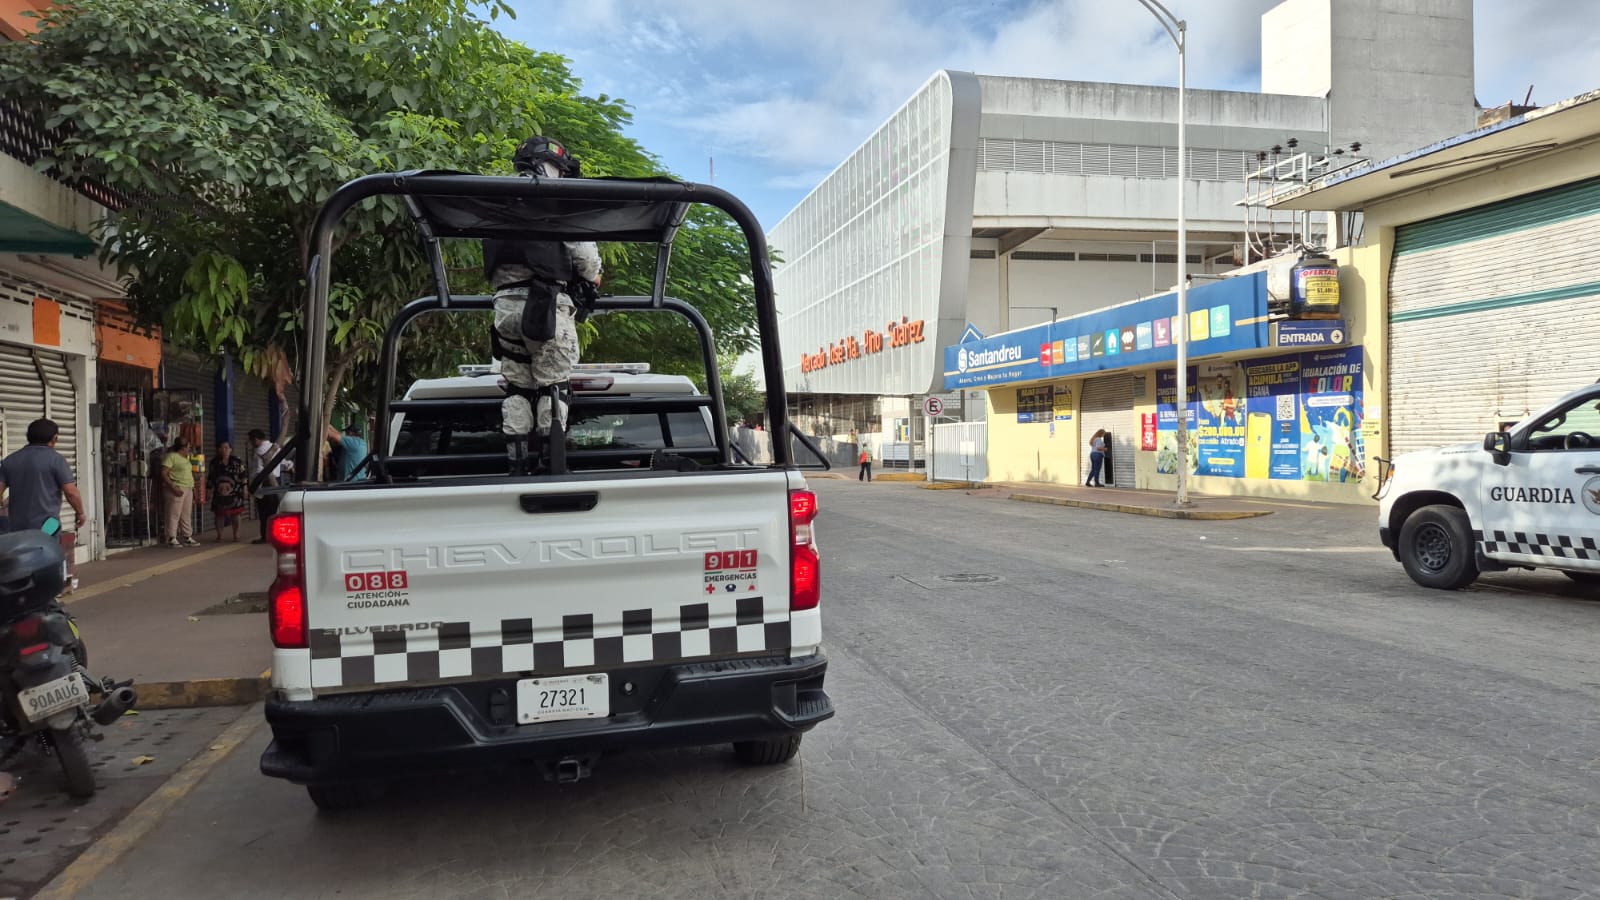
{"left": 0, "top": 200, "right": 96, "bottom": 256}
{"left": 1270, "top": 89, "right": 1600, "bottom": 213}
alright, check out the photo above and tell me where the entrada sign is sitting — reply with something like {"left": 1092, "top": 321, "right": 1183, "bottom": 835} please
{"left": 800, "top": 317, "right": 926, "bottom": 374}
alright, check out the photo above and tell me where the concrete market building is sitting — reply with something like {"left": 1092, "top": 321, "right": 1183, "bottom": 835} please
{"left": 763, "top": 0, "right": 1478, "bottom": 479}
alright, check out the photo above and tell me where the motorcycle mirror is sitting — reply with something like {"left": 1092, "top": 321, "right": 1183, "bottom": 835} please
{"left": 41, "top": 516, "right": 61, "bottom": 536}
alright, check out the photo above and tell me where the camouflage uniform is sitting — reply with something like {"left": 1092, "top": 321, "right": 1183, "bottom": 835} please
{"left": 490, "top": 242, "right": 602, "bottom": 436}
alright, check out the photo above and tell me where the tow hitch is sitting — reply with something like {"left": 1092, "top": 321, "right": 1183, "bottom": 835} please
{"left": 538, "top": 756, "right": 594, "bottom": 784}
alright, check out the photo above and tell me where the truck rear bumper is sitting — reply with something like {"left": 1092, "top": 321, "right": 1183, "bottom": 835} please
{"left": 260, "top": 653, "right": 832, "bottom": 785}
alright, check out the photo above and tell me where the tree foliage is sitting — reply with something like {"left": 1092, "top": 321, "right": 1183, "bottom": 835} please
{"left": 0, "top": 0, "right": 762, "bottom": 436}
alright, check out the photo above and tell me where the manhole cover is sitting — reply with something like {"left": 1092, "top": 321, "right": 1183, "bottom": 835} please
{"left": 939, "top": 574, "right": 1000, "bottom": 584}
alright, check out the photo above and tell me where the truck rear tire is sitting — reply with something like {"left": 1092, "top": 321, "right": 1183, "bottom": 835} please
{"left": 1398, "top": 505, "right": 1479, "bottom": 590}
{"left": 733, "top": 735, "right": 802, "bottom": 765}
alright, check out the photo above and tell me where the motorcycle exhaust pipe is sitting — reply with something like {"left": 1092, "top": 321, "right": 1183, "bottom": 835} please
{"left": 91, "top": 686, "right": 138, "bottom": 726}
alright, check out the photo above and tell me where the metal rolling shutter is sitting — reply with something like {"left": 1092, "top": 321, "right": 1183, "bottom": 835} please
{"left": 35, "top": 350, "right": 78, "bottom": 486}
{"left": 233, "top": 370, "right": 273, "bottom": 447}
{"left": 0, "top": 343, "right": 80, "bottom": 522}
{"left": 1079, "top": 374, "right": 1135, "bottom": 486}
{"left": 0, "top": 342, "right": 46, "bottom": 457}
{"left": 1389, "top": 177, "right": 1600, "bottom": 456}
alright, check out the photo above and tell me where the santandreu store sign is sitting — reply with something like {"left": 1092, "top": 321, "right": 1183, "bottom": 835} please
{"left": 799, "top": 317, "right": 927, "bottom": 374}
{"left": 940, "top": 273, "right": 1270, "bottom": 390}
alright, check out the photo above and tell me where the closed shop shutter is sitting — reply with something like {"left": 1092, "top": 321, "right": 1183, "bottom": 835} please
{"left": 0, "top": 342, "right": 80, "bottom": 523}
{"left": 1079, "top": 373, "right": 1135, "bottom": 486}
{"left": 1389, "top": 176, "right": 1600, "bottom": 456}
{"left": 233, "top": 370, "right": 274, "bottom": 447}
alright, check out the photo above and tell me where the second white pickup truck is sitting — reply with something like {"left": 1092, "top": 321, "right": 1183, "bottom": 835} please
{"left": 1377, "top": 380, "right": 1600, "bottom": 592}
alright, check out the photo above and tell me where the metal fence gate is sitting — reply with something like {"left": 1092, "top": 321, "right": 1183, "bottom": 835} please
{"left": 930, "top": 421, "right": 987, "bottom": 483}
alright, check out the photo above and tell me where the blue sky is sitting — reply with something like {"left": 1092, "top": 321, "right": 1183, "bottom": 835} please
{"left": 502, "top": 0, "right": 1600, "bottom": 228}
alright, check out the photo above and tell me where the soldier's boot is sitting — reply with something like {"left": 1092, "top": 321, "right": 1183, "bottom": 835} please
{"left": 506, "top": 435, "right": 530, "bottom": 476}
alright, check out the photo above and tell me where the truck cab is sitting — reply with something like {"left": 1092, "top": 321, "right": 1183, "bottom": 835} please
{"left": 1377, "top": 381, "right": 1600, "bottom": 591}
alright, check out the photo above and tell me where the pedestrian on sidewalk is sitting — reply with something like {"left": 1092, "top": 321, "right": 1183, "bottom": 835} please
{"left": 161, "top": 435, "right": 199, "bottom": 548}
{"left": 208, "top": 441, "right": 247, "bottom": 543}
{"left": 1085, "top": 428, "right": 1107, "bottom": 487}
{"left": 246, "top": 429, "right": 284, "bottom": 544}
{"left": 0, "top": 418, "right": 85, "bottom": 533}
{"left": 858, "top": 444, "right": 873, "bottom": 482}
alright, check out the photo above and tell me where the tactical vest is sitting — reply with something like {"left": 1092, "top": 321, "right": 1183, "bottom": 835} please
{"left": 482, "top": 238, "right": 574, "bottom": 286}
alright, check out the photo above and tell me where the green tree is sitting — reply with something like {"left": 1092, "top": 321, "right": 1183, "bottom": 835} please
{"left": 0, "top": 0, "right": 762, "bottom": 453}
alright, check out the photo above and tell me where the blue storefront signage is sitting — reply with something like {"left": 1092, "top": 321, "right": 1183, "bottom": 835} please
{"left": 1274, "top": 319, "right": 1347, "bottom": 348}
{"left": 941, "top": 273, "right": 1270, "bottom": 391}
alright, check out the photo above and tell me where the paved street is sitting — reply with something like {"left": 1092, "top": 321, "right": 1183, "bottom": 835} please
{"left": 63, "top": 481, "right": 1600, "bottom": 899}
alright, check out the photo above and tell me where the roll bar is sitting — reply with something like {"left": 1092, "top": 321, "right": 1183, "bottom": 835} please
{"left": 297, "top": 172, "right": 789, "bottom": 480}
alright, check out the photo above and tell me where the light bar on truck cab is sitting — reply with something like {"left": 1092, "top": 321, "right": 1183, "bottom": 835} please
{"left": 573, "top": 363, "right": 650, "bottom": 374}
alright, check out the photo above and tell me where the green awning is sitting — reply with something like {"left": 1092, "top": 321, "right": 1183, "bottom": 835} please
{"left": 0, "top": 200, "right": 97, "bottom": 256}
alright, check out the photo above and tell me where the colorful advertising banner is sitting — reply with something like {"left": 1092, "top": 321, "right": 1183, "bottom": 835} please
{"left": 1157, "top": 346, "right": 1365, "bottom": 482}
{"left": 941, "top": 273, "right": 1270, "bottom": 390}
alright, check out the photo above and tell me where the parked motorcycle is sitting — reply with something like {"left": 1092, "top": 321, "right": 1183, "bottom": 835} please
{"left": 0, "top": 517, "right": 137, "bottom": 798}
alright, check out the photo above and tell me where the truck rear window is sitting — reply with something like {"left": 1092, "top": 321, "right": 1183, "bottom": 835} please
{"left": 394, "top": 406, "right": 715, "bottom": 457}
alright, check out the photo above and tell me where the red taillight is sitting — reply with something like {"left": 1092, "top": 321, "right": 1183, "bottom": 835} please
{"left": 269, "top": 514, "right": 302, "bottom": 551}
{"left": 13, "top": 616, "right": 41, "bottom": 639}
{"left": 268, "top": 513, "right": 308, "bottom": 648}
{"left": 19, "top": 642, "right": 49, "bottom": 656}
{"left": 270, "top": 584, "right": 306, "bottom": 649}
{"left": 789, "top": 489, "right": 820, "bottom": 611}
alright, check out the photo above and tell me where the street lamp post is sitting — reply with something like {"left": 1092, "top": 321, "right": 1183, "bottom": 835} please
{"left": 1136, "top": 0, "right": 1190, "bottom": 507}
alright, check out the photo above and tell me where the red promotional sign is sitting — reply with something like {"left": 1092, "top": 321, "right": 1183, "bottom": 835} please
{"left": 1140, "top": 413, "right": 1158, "bottom": 451}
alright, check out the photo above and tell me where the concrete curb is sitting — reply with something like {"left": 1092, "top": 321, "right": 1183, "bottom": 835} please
{"left": 134, "top": 676, "right": 270, "bottom": 710}
{"left": 920, "top": 481, "right": 983, "bottom": 491}
{"left": 1010, "top": 493, "right": 1273, "bottom": 520}
{"left": 32, "top": 705, "right": 262, "bottom": 900}
{"left": 874, "top": 473, "right": 926, "bottom": 482}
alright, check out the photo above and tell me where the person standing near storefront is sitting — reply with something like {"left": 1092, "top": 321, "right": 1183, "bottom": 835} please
{"left": 858, "top": 444, "right": 873, "bottom": 482}
{"left": 208, "top": 441, "right": 247, "bottom": 543}
{"left": 246, "top": 429, "right": 284, "bottom": 544}
{"left": 1085, "top": 428, "right": 1107, "bottom": 487}
{"left": 0, "top": 418, "right": 85, "bottom": 533}
{"left": 160, "top": 434, "right": 199, "bottom": 547}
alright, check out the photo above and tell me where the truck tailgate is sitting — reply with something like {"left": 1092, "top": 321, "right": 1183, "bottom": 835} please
{"left": 297, "top": 472, "right": 795, "bottom": 691}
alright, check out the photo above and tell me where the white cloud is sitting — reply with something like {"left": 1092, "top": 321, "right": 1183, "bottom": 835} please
{"left": 516, "top": 0, "right": 1600, "bottom": 215}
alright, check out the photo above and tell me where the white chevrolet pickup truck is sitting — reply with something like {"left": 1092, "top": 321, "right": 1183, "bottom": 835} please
{"left": 257, "top": 173, "right": 833, "bottom": 809}
{"left": 1377, "top": 381, "right": 1600, "bottom": 592}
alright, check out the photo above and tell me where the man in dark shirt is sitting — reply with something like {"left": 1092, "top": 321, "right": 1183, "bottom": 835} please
{"left": 0, "top": 418, "right": 85, "bottom": 532}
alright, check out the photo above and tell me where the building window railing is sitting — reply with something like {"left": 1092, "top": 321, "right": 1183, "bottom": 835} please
{"left": 978, "top": 137, "right": 1254, "bottom": 183}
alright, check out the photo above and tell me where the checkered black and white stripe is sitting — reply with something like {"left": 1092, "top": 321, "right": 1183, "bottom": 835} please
{"left": 309, "top": 595, "right": 790, "bottom": 688}
{"left": 1475, "top": 530, "right": 1600, "bottom": 560}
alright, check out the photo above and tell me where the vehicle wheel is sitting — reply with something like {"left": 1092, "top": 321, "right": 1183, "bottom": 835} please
{"left": 733, "top": 735, "right": 802, "bottom": 765}
{"left": 306, "top": 783, "right": 368, "bottom": 812}
{"left": 52, "top": 728, "right": 95, "bottom": 799}
{"left": 1398, "top": 504, "right": 1479, "bottom": 590}
{"left": 1562, "top": 570, "right": 1600, "bottom": 587}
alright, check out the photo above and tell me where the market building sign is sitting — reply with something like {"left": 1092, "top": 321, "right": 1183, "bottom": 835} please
{"left": 799, "top": 317, "right": 927, "bottom": 374}
{"left": 940, "top": 273, "right": 1271, "bottom": 390}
